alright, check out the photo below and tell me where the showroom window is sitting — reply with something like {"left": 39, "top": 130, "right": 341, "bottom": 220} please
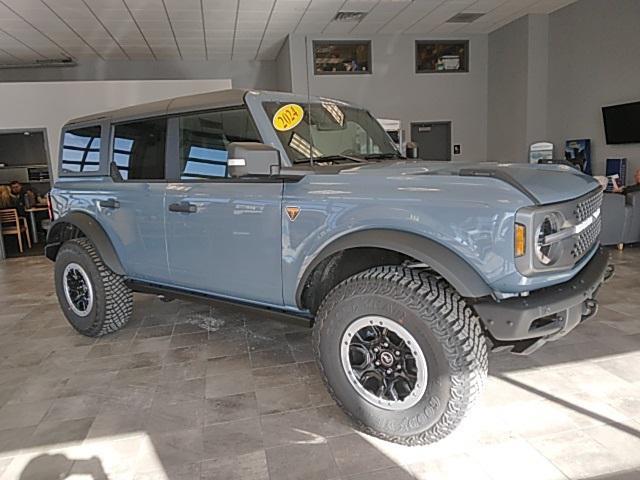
{"left": 61, "top": 125, "right": 101, "bottom": 173}
{"left": 112, "top": 118, "right": 167, "bottom": 181}
{"left": 313, "top": 41, "right": 371, "bottom": 75}
{"left": 178, "top": 108, "right": 260, "bottom": 180}
{"left": 416, "top": 40, "right": 469, "bottom": 73}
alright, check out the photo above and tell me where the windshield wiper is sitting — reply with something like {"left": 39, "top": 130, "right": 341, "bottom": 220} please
{"left": 362, "top": 153, "right": 404, "bottom": 160}
{"left": 312, "top": 154, "right": 368, "bottom": 164}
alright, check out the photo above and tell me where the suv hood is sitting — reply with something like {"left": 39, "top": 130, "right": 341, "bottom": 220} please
{"left": 340, "top": 161, "right": 600, "bottom": 205}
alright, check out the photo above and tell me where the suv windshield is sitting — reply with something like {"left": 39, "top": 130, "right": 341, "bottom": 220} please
{"left": 263, "top": 101, "right": 400, "bottom": 164}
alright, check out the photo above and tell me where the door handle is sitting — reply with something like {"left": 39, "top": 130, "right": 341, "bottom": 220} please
{"left": 98, "top": 198, "right": 120, "bottom": 209}
{"left": 169, "top": 202, "right": 197, "bottom": 214}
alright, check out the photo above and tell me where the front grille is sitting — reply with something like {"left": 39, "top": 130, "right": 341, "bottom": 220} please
{"left": 574, "top": 190, "right": 602, "bottom": 223}
{"left": 572, "top": 216, "right": 601, "bottom": 259}
{"left": 571, "top": 189, "right": 603, "bottom": 261}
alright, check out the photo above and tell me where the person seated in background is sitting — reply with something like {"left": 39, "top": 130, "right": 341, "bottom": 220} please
{"left": 8, "top": 180, "right": 35, "bottom": 216}
{"left": 613, "top": 168, "right": 640, "bottom": 194}
{"left": 0, "top": 184, "right": 10, "bottom": 209}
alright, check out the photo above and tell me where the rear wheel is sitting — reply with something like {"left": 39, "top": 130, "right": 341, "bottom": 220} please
{"left": 54, "top": 237, "right": 133, "bottom": 337}
{"left": 313, "top": 266, "right": 488, "bottom": 445}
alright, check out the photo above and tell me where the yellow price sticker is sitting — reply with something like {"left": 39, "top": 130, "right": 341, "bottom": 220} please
{"left": 272, "top": 103, "right": 304, "bottom": 132}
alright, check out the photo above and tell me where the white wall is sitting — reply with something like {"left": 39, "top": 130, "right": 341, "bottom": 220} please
{"left": 546, "top": 0, "right": 640, "bottom": 177}
{"left": 0, "top": 59, "right": 276, "bottom": 90}
{"left": 0, "top": 79, "right": 231, "bottom": 175}
{"left": 286, "top": 33, "right": 489, "bottom": 162}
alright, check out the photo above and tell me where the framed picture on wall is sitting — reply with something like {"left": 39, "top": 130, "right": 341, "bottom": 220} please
{"left": 415, "top": 40, "right": 469, "bottom": 73}
{"left": 313, "top": 40, "right": 372, "bottom": 75}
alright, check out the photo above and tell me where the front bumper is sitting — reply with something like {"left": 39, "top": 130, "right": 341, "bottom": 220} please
{"left": 474, "top": 247, "right": 612, "bottom": 354}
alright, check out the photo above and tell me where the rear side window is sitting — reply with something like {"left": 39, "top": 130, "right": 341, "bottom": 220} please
{"left": 112, "top": 118, "right": 167, "bottom": 181}
{"left": 178, "top": 108, "right": 260, "bottom": 180}
{"left": 61, "top": 126, "right": 101, "bottom": 173}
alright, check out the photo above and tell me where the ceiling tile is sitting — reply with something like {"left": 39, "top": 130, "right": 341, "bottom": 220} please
{"left": 377, "top": 0, "right": 442, "bottom": 34}
{"left": 404, "top": 0, "right": 476, "bottom": 33}
{"left": 0, "top": 0, "right": 582, "bottom": 63}
{"left": 124, "top": 0, "right": 163, "bottom": 8}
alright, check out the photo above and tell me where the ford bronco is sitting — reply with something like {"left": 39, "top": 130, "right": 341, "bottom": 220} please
{"left": 46, "top": 89, "right": 612, "bottom": 445}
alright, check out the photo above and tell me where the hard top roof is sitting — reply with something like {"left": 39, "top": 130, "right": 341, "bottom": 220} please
{"left": 64, "top": 89, "right": 355, "bottom": 127}
{"left": 65, "top": 88, "right": 249, "bottom": 126}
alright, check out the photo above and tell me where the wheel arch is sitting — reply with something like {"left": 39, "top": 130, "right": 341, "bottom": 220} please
{"left": 296, "top": 229, "right": 492, "bottom": 313}
{"left": 45, "top": 211, "right": 125, "bottom": 276}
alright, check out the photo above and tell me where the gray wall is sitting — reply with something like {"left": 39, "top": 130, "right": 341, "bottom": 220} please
{"left": 487, "top": 16, "right": 529, "bottom": 162}
{"left": 286, "top": 33, "right": 489, "bottom": 162}
{"left": 275, "top": 37, "right": 292, "bottom": 92}
{"left": 489, "top": 0, "right": 640, "bottom": 176}
{"left": 0, "top": 59, "right": 279, "bottom": 90}
{"left": 547, "top": 0, "right": 640, "bottom": 177}
{"left": 487, "top": 14, "right": 549, "bottom": 163}
{"left": 525, "top": 15, "right": 549, "bottom": 149}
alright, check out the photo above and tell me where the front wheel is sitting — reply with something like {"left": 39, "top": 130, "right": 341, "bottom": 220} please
{"left": 54, "top": 237, "right": 133, "bottom": 337}
{"left": 313, "top": 266, "right": 488, "bottom": 445}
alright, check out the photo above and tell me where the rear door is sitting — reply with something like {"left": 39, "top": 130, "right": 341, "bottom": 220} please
{"left": 94, "top": 117, "right": 169, "bottom": 282}
{"left": 164, "top": 107, "right": 283, "bottom": 305}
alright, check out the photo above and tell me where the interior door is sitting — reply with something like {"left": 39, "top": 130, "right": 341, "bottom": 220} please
{"left": 411, "top": 122, "right": 451, "bottom": 161}
{"left": 163, "top": 107, "right": 284, "bottom": 306}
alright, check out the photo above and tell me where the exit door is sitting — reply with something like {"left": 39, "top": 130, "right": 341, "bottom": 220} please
{"left": 411, "top": 122, "right": 451, "bottom": 161}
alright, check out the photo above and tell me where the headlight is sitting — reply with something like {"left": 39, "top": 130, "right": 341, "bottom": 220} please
{"left": 534, "top": 214, "right": 562, "bottom": 265}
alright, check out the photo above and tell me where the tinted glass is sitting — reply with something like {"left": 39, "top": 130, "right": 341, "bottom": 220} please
{"left": 61, "top": 126, "right": 101, "bottom": 173}
{"left": 179, "top": 108, "right": 260, "bottom": 180}
{"left": 113, "top": 118, "right": 166, "bottom": 180}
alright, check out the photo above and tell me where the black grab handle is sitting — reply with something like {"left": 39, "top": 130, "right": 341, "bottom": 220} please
{"left": 168, "top": 202, "right": 197, "bottom": 214}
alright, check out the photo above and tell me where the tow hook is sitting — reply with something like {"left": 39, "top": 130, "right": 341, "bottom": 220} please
{"left": 581, "top": 298, "right": 598, "bottom": 321}
{"left": 604, "top": 264, "right": 615, "bottom": 283}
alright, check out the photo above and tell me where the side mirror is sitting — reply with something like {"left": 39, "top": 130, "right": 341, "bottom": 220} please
{"left": 227, "top": 142, "right": 281, "bottom": 178}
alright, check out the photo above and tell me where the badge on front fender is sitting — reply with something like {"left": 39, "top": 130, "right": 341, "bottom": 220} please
{"left": 285, "top": 206, "right": 300, "bottom": 222}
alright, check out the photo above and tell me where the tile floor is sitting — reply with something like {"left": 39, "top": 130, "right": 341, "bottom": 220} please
{"left": 0, "top": 248, "right": 639, "bottom": 480}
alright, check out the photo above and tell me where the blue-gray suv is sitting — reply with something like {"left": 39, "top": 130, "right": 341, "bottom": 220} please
{"left": 46, "top": 89, "right": 612, "bottom": 445}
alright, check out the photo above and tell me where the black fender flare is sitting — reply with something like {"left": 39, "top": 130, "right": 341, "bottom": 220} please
{"left": 45, "top": 211, "right": 126, "bottom": 276}
{"left": 295, "top": 229, "right": 493, "bottom": 306}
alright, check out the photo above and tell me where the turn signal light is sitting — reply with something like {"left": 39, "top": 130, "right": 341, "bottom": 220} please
{"left": 515, "top": 223, "right": 526, "bottom": 257}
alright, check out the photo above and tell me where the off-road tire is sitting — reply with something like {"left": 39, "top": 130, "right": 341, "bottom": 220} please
{"left": 313, "top": 266, "right": 488, "bottom": 446}
{"left": 54, "top": 237, "right": 133, "bottom": 337}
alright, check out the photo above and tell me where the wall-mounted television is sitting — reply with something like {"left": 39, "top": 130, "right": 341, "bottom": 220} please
{"left": 602, "top": 101, "right": 640, "bottom": 144}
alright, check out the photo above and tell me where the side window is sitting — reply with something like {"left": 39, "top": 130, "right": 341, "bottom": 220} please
{"left": 178, "top": 108, "right": 260, "bottom": 180}
{"left": 61, "top": 126, "right": 101, "bottom": 173}
{"left": 112, "top": 118, "right": 167, "bottom": 181}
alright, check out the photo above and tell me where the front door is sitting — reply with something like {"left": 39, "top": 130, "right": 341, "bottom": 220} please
{"left": 411, "top": 122, "right": 451, "bottom": 161}
{"left": 164, "top": 108, "right": 283, "bottom": 306}
{"left": 92, "top": 117, "right": 170, "bottom": 282}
